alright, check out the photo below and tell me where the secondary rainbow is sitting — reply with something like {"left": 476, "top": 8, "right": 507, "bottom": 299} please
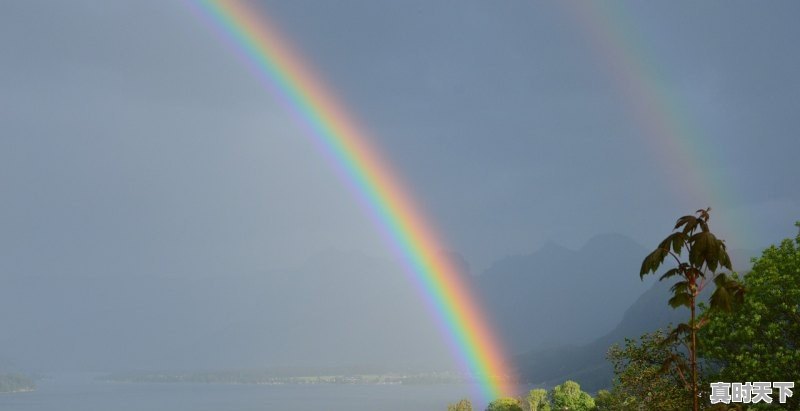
{"left": 562, "top": 2, "right": 747, "bottom": 242}
{"left": 186, "top": 0, "right": 513, "bottom": 401}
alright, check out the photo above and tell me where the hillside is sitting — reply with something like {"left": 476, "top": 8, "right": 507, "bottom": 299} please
{"left": 513, "top": 279, "right": 698, "bottom": 392}
{"left": 476, "top": 233, "right": 757, "bottom": 391}
{"left": 475, "top": 234, "right": 655, "bottom": 353}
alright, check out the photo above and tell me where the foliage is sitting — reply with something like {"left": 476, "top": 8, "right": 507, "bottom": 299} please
{"left": 447, "top": 398, "right": 474, "bottom": 411}
{"left": 592, "top": 389, "right": 618, "bottom": 410}
{"left": 700, "top": 224, "right": 800, "bottom": 410}
{"left": 640, "top": 208, "right": 744, "bottom": 411}
{"left": 524, "top": 388, "right": 551, "bottom": 411}
{"left": 602, "top": 329, "right": 690, "bottom": 410}
{"left": 485, "top": 397, "right": 523, "bottom": 411}
{"left": 550, "top": 380, "right": 594, "bottom": 411}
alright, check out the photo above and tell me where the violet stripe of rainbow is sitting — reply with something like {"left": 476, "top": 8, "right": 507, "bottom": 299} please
{"left": 562, "top": 1, "right": 745, "bottom": 240}
{"left": 188, "top": 0, "right": 513, "bottom": 401}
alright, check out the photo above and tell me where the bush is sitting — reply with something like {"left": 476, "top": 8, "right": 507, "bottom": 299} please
{"left": 486, "top": 397, "right": 523, "bottom": 411}
{"left": 550, "top": 380, "right": 594, "bottom": 411}
{"left": 447, "top": 398, "right": 473, "bottom": 411}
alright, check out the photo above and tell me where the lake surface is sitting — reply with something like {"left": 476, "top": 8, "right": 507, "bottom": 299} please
{"left": 0, "top": 373, "right": 510, "bottom": 411}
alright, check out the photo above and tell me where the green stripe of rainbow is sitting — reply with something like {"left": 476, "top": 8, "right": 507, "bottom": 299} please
{"left": 562, "top": 2, "right": 745, "bottom": 240}
{"left": 188, "top": 0, "right": 513, "bottom": 401}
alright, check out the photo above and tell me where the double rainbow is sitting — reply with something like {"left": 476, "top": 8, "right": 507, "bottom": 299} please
{"left": 187, "top": 0, "right": 513, "bottom": 401}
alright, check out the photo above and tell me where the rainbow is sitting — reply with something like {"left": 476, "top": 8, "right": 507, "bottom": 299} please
{"left": 186, "top": 0, "right": 513, "bottom": 401}
{"left": 562, "top": 2, "right": 745, "bottom": 241}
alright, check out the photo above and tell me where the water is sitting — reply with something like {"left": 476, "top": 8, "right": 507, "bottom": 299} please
{"left": 0, "top": 373, "right": 496, "bottom": 411}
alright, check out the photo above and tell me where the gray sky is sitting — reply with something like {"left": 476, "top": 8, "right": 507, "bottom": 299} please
{"left": 3, "top": 1, "right": 798, "bottom": 276}
{"left": 1, "top": 0, "right": 799, "bottom": 370}
{"left": 0, "top": 1, "right": 800, "bottom": 275}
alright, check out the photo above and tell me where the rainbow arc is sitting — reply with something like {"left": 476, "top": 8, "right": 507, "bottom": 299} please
{"left": 188, "top": 0, "right": 514, "bottom": 401}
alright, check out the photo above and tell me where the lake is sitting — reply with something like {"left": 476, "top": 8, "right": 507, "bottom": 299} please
{"left": 0, "top": 373, "right": 511, "bottom": 411}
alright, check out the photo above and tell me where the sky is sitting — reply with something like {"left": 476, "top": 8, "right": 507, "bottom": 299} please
{"left": 1, "top": 0, "right": 799, "bottom": 371}
{"left": 3, "top": 1, "right": 798, "bottom": 277}
{"left": 244, "top": 0, "right": 800, "bottom": 264}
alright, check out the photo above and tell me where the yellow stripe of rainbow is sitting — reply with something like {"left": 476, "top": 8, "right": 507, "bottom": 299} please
{"left": 189, "top": 0, "right": 513, "bottom": 401}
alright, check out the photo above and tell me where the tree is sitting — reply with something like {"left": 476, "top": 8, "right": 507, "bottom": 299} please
{"left": 640, "top": 208, "right": 744, "bottom": 411}
{"left": 525, "top": 388, "right": 551, "bottom": 411}
{"left": 550, "top": 380, "right": 594, "bottom": 411}
{"left": 603, "top": 329, "right": 690, "bottom": 410}
{"left": 593, "top": 390, "right": 618, "bottom": 410}
{"left": 700, "top": 223, "right": 800, "bottom": 409}
{"left": 447, "top": 398, "right": 474, "bottom": 411}
{"left": 486, "top": 397, "right": 523, "bottom": 411}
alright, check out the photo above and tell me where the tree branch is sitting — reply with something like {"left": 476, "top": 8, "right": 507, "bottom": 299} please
{"left": 697, "top": 276, "right": 709, "bottom": 293}
{"left": 667, "top": 250, "right": 683, "bottom": 267}
{"left": 673, "top": 360, "right": 690, "bottom": 389}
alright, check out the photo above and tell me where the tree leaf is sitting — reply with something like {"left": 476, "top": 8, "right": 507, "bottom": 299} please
{"left": 708, "top": 273, "right": 745, "bottom": 312}
{"left": 659, "top": 267, "right": 682, "bottom": 281}
{"left": 668, "top": 291, "right": 692, "bottom": 309}
{"left": 640, "top": 247, "right": 668, "bottom": 278}
{"left": 718, "top": 242, "right": 733, "bottom": 271}
{"left": 670, "top": 281, "right": 689, "bottom": 294}
{"left": 688, "top": 231, "right": 728, "bottom": 271}
{"left": 672, "top": 323, "right": 692, "bottom": 338}
{"left": 658, "top": 232, "right": 687, "bottom": 255}
{"left": 675, "top": 215, "right": 698, "bottom": 234}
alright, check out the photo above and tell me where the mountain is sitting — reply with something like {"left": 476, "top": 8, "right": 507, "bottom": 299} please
{"left": 500, "top": 239, "right": 759, "bottom": 392}
{"left": 513, "top": 279, "right": 694, "bottom": 392}
{"left": 475, "top": 234, "right": 655, "bottom": 353}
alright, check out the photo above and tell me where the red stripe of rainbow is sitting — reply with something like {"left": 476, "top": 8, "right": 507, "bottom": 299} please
{"left": 562, "top": 1, "right": 745, "bottom": 239}
{"left": 187, "top": 0, "right": 513, "bottom": 401}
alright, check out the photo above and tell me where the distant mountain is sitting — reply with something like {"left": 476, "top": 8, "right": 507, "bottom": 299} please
{"left": 0, "top": 233, "right": 755, "bottom": 376}
{"left": 475, "top": 234, "right": 655, "bottom": 353}
{"left": 509, "top": 243, "right": 759, "bottom": 393}
{"left": 513, "top": 278, "right": 695, "bottom": 393}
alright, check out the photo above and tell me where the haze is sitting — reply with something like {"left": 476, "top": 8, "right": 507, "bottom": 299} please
{"left": 1, "top": 0, "right": 798, "bottom": 379}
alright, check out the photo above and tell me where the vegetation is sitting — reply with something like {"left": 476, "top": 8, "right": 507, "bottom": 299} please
{"left": 443, "top": 214, "right": 800, "bottom": 411}
{"left": 700, "top": 223, "right": 800, "bottom": 409}
{"left": 524, "top": 388, "right": 550, "bottom": 411}
{"left": 599, "top": 329, "right": 690, "bottom": 410}
{"left": 477, "top": 381, "right": 593, "bottom": 411}
{"left": 640, "top": 208, "right": 744, "bottom": 410}
{"left": 486, "top": 397, "right": 523, "bottom": 411}
{"left": 0, "top": 373, "right": 36, "bottom": 393}
{"left": 550, "top": 380, "right": 595, "bottom": 411}
{"left": 447, "top": 398, "right": 474, "bottom": 411}
{"left": 102, "top": 369, "right": 467, "bottom": 385}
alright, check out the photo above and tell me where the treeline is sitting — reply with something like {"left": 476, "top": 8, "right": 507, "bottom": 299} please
{"left": 448, "top": 380, "right": 595, "bottom": 411}
{"left": 102, "top": 370, "right": 468, "bottom": 385}
{"left": 0, "top": 373, "right": 36, "bottom": 393}
{"left": 450, "top": 215, "right": 799, "bottom": 410}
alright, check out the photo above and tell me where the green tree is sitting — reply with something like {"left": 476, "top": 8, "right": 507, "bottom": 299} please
{"left": 550, "top": 380, "right": 595, "bottom": 411}
{"left": 486, "top": 397, "right": 523, "bottom": 411}
{"left": 640, "top": 208, "right": 744, "bottom": 411}
{"left": 700, "top": 223, "right": 800, "bottom": 409}
{"left": 447, "top": 398, "right": 474, "bottom": 411}
{"left": 525, "top": 388, "right": 551, "bottom": 411}
{"left": 593, "top": 389, "right": 619, "bottom": 410}
{"left": 603, "top": 329, "right": 690, "bottom": 410}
